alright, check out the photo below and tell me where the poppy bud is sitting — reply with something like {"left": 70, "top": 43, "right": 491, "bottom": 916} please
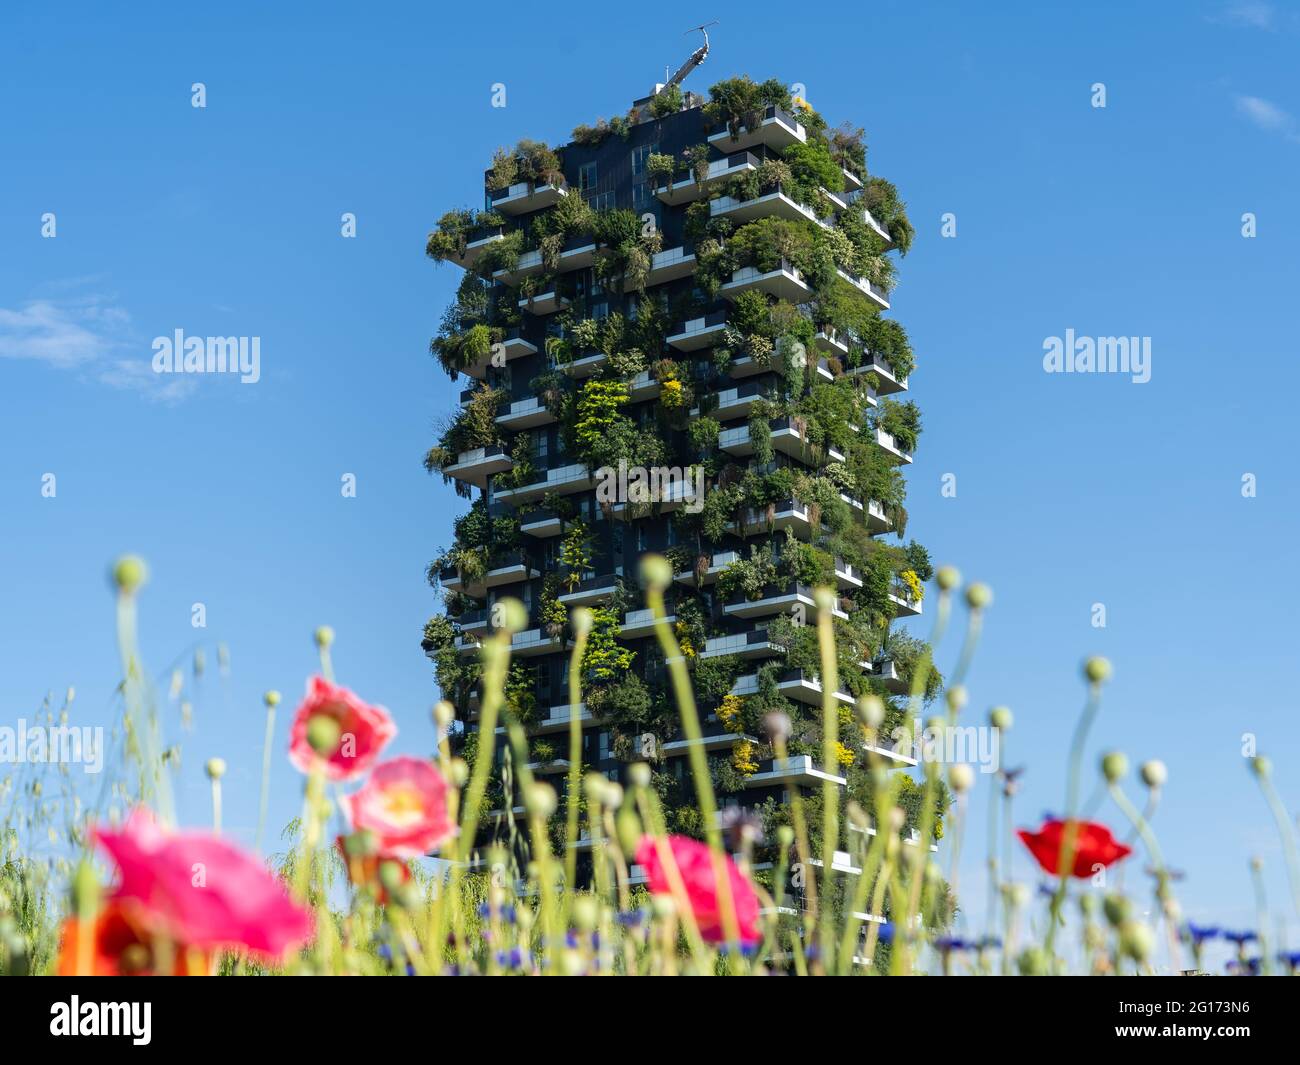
{"left": 263, "top": 690, "right": 281, "bottom": 708}
{"left": 1251, "top": 756, "right": 1272, "bottom": 779}
{"left": 570, "top": 606, "right": 594, "bottom": 637}
{"left": 949, "top": 764, "right": 974, "bottom": 794}
{"left": 1103, "top": 894, "right": 1130, "bottom": 927}
{"left": 856, "top": 695, "right": 884, "bottom": 729}
{"left": 638, "top": 554, "right": 673, "bottom": 591}
{"left": 496, "top": 598, "right": 527, "bottom": 635}
{"left": 1101, "top": 751, "right": 1128, "bottom": 783}
{"left": 945, "top": 685, "right": 967, "bottom": 714}
{"left": 1139, "top": 760, "right": 1166, "bottom": 789}
{"left": 964, "top": 583, "right": 992, "bottom": 609}
{"left": 205, "top": 757, "right": 227, "bottom": 780}
{"left": 448, "top": 758, "right": 469, "bottom": 787}
{"left": 777, "top": 825, "right": 795, "bottom": 848}
{"left": 305, "top": 714, "right": 342, "bottom": 757}
{"left": 1083, "top": 656, "right": 1111, "bottom": 684}
{"left": 313, "top": 626, "right": 335, "bottom": 649}
{"left": 628, "top": 762, "right": 652, "bottom": 789}
{"left": 935, "top": 566, "right": 960, "bottom": 591}
{"left": 988, "top": 706, "right": 1012, "bottom": 730}
{"left": 112, "top": 555, "right": 148, "bottom": 595}
{"left": 1119, "top": 920, "right": 1154, "bottom": 962}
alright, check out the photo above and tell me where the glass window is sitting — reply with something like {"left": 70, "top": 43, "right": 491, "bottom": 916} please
{"left": 579, "top": 162, "right": 598, "bottom": 192}
{"left": 631, "top": 144, "right": 656, "bottom": 176}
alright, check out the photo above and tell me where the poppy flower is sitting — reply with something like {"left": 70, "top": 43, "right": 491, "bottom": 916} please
{"left": 1017, "top": 818, "right": 1132, "bottom": 878}
{"left": 56, "top": 899, "right": 212, "bottom": 976}
{"left": 288, "top": 676, "right": 396, "bottom": 781}
{"left": 336, "top": 835, "right": 412, "bottom": 903}
{"left": 634, "top": 835, "right": 761, "bottom": 946}
{"left": 93, "top": 809, "right": 313, "bottom": 959}
{"left": 341, "top": 756, "right": 456, "bottom": 858}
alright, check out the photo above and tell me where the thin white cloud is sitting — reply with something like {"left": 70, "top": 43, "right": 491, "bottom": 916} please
{"left": 1216, "top": 1, "right": 1276, "bottom": 29}
{"left": 0, "top": 294, "right": 195, "bottom": 402}
{"left": 1234, "top": 93, "right": 1300, "bottom": 141}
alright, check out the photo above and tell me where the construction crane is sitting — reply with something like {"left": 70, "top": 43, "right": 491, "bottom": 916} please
{"left": 657, "top": 21, "right": 717, "bottom": 94}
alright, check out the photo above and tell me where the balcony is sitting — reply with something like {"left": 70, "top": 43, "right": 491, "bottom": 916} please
{"left": 619, "top": 607, "right": 674, "bottom": 639}
{"left": 699, "top": 628, "right": 780, "bottom": 660}
{"left": 487, "top": 180, "right": 567, "bottom": 216}
{"left": 562, "top": 350, "right": 608, "bottom": 378}
{"left": 453, "top": 608, "right": 491, "bottom": 636}
{"left": 745, "top": 754, "right": 847, "bottom": 788}
{"left": 557, "top": 572, "right": 621, "bottom": 607}
{"left": 841, "top": 167, "right": 864, "bottom": 192}
{"left": 889, "top": 585, "right": 923, "bottom": 617}
{"left": 673, "top": 549, "right": 740, "bottom": 586}
{"left": 493, "top": 463, "right": 594, "bottom": 505}
{"left": 863, "top": 738, "right": 919, "bottom": 768}
{"left": 626, "top": 369, "right": 662, "bottom": 400}
{"left": 531, "top": 702, "right": 592, "bottom": 735}
{"left": 667, "top": 309, "right": 729, "bottom": 351}
{"left": 731, "top": 497, "right": 814, "bottom": 537}
{"left": 458, "top": 386, "right": 478, "bottom": 405}
{"left": 492, "top": 234, "right": 596, "bottom": 285}
{"left": 708, "top": 105, "right": 808, "bottom": 153}
{"left": 718, "top": 416, "right": 830, "bottom": 464}
{"left": 834, "top": 556, "right": 863, "bottom": 590}
{"left": 710, "top": 188, "right": 828, "bottom": 229}
{"left": 814, "top": 329, "right": 849, "bottom": 357}
{"left": 875, "top": 427, "right": 914, "bottom": 464}
{"left": 836, "top": 269, "right": 890, "bottom": 311}
{"left": 519, "top": 507, "right": 563, "bottom": 538}
{"left": 723, "top": 581, "right": 848, "bottom": 622}
{"left": 606, "top": 475, "right": 701, "bottom": 519}
{"left": 518, "top": 289, "right": 570, "bottom": 316}
{"left": 699, "top": 380, "right": 773, "bottom": 421}
{"left": 443, "top": 445, "right": 512, "bottom": 488}
{"left": 508, "top": 627, "right": 564, "bottom": 657}
{"left": 438, "top": 563, "right": 478, "bottom": 597}
{"left": 847, "top": 354, "right": 907, "bottom": 395}
{"left": 483, "top": 550, "right": 538, "bottom": 589}
{"left": 720, "top": 260, "right": 811, "bottom": 303}
{"left": 645, "top": 245, "right": 697, "bottom": 286}
{"left": 865, "top": 498, "right": 893, "bottom": 535}
{"left": 453, "top": 226, "right": 506, "bottom": 271}
{"left": 656, "top": 151, "right": 762, "bottom": 205}
{"left": 460, "top": 327, "right": 537, "bottom": 380}
{"left": 662, "top": 730, "right": 756, "bottom": 758}
{"left": 865, "top": 657, "right": 909, "bottom": 695}
{"left": 861, "top": 207, "right": 892, "bottom": 245}
{"left": 495, "top": 395, "right": 556, "bottom": 430}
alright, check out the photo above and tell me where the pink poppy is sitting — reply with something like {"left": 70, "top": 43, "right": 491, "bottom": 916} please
{"left": 93, "top": 809, "right": 313, "bottom": 958}
{"left": 635, "top": 834, "right": 761, "bottom": 945}
{"left": 342, "top": 756, "right": 456, "bottom": 859}
{"left": 288, "top": 676, "right": 396, "bottom": 781}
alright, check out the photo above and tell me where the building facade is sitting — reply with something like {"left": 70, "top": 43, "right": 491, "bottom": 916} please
{"left": 422, "top": 75, "right": 938, "bottom": 898}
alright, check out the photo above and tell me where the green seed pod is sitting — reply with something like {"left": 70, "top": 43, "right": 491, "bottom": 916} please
{"left": 1083, "top": 656, "right": 1111, "bottom": 684}
{"left": 205, "top": 757, "right": 227, "bottom": 780}
{"left": 572, "top": 895, "right": 599, "bottom": 931}
{"left": 638, "top": 554, "right": 673, "bottom": 591}
{"left": 1102, "top": 893, "right": 1130, "bottom": 928}
{"left": 305, "top": 714, "right": 342, "bottom": 757}
{"left": 988, "top": 706, "right": 1013, "bottom": 730}
{"left": 1101, "top": 751, "right": 1128, "bottom": 784}
{"left": 263, "top": 690, "right": 281, "bottom": 709}
{"left": 948, "top": 764, "right": 974, "bottom": 794}
{"left": 945, "top": 685, "right": 968, "bottom": 714}
{"left": 776, "top": 825, "right": 795, "bottom": 848}
{"left": 964, "top": 582, "right": 992, "bottom": 609}
{"left": 628, "top": 762, "right": 651, "bottom": 789}
{"left": 313, "top": 625, "right": 335, "bottom": 649}
{"left": 570, "top": 606, "right": 594, "bottom": 637}
{"left": 856, "top": 695, "right": 885, "bottom": 729}
{"left": 433, "top": 700, "right": 455, "bottom": 729}
{"left": 526, "top": 782, "right": 557, "bottom": 819}
{"left": 616, "top": 808, "right": 642, "bottom": 856}
{"left": 1251, "top": 755, "right": 1272, "bottom": 779}
{"left": 1119, "top": 920, "right": 1154, "bottom": 963}
{"left": 1139, "top": 760, "right": 1166, "bottom": 789}
{"left": 111, "top": 555, "right": 149, "bottom": 595}
{"left": 1017, "top": 946, "right": 1048, "bottom": 975}
{"left": 935, "top": 565, "right": 960, "bottom": 591}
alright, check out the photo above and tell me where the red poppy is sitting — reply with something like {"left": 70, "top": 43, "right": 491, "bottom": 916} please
{"left": 635, "top": 835, "right": 761, "bottom": 945}
{"left": 57, "top": 899, "right": 212, "bottom": 976}
{"left": 1017, "top": 818, "right": 1132, "bottom": 878}
{"left": 288, "top": 676, "right": 396, "bottom": 782}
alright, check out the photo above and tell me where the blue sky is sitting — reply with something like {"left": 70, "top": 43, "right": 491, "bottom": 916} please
{"left": 3, "top": 1, "right": 1298, "bottom": 968}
